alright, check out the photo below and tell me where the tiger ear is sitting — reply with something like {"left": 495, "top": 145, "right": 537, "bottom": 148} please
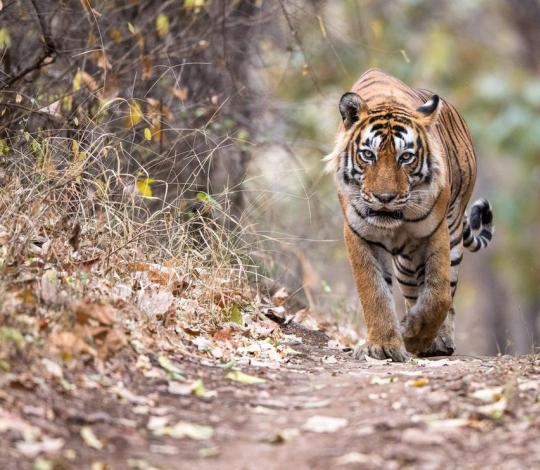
{"left": 415, "top": 94, "right": 441, "bottom": 127}
{"left": 339, "top": 92, "right": 368, "bottom": 130}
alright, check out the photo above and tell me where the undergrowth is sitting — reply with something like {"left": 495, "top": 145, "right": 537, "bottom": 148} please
{"left": 0, "top": 121, "right": 270, "bottom": 368}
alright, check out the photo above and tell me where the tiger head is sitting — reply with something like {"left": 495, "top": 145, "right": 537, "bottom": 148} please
{"left": 333, "top": 92, "right": 442, "bottom": 228}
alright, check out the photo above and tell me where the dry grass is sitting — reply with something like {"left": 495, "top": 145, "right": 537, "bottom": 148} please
{"left": 0, "top": 119, "right": 266, "bottom": 335}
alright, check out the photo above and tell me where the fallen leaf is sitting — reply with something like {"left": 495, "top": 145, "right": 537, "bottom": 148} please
{"left": 371, "top": 376, "right": 398, "bottom": 385}
{"left": 406, "top": 378, "right": 429, "bottom": 388}
{"left": 138, "top": 288, "right": 173, "bottom": 314}
{"left": 191, "top": 379, "right": 207, "bottom": 397}
{"left": 303, "top": 415, "right": 348, "bottom": 433}
{"left": 0, "top": 409, "right": 41, "bottom": 441}
{"left": 32, "top": 458, "right": 53, "bottom": 470}
{"left": 427, "top": 418, "right": 470, "bottom": 431}
{"left": 157, "top": 356, "right": 185, "bottom": 380}
{"left": 335, "top": 452, "right": 381, "bottom": 466}
{"left": 49, "top": 331, "right": 95, "bottom": 359}
{"left": 170, "top": 87, "right": 188, "bottom": 101}
{"left": 198, "top": 447, "right": 220, "bottom": 458}
{"left": 272, "top": 287, "right": 289, "bottom": 306}
{"left": 16, "top": 437, "right": 64, "bottom": 458}
{"left": 302, "top": 399, "right": 331, "bottom": 409}
{"left": 147, "top": 416, "right": 170, "bottom": 431}
{"left": 413, "top": 358, "right": 460, "bottom": 367}
{"left": 41, "top": 359, "right": 63, "bottom": 379}
{"left": 226, "top": 370, "right": 266, "bottom": 385}
{"left": 213, "top": 327, "right": 232, "bottom": 341}
{"left": 99, "top": 328, "right": 127, "bottom": 359}
{"left": 153, "top": 421, "right": 214, "bottom": 440}
{"left": 476, "top": 397, "right": 507, "bottom": 420}
{"left": 470, "top": 386, "right": 503, "bottom": 402}
{"left": 322, "top": 355, "right": 338, "bottom": 364}
{"left": 90, "top": 463, "right": 106, "bottom": 470}
{"left": 80, "top": 427, "right": 103, "bottom": 450}
{"left": 75, "top": 303, "right": 115, "bottom": 326}
{"left": 124, "top": 99, "right": 143, "bottom": 128}
{"left": 365, "top": 355, "right": 390, "bottom": 364}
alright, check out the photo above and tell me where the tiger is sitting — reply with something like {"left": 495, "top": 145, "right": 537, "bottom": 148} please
{"left": 325, "top": 68, "right": 493, "bottom": 362}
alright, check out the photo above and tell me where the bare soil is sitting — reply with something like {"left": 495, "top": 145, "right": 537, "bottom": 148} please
{"left": 1, "top": 324, "right": 539, "bottom": 470}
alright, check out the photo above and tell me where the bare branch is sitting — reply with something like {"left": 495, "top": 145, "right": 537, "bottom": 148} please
{"left": 1, "top": 0, "right": 57, "bottom": 89}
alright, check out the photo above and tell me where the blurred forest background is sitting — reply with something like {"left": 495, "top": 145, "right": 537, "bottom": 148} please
{"left": 1, "top": 0, "right": 539, "bottom": 356}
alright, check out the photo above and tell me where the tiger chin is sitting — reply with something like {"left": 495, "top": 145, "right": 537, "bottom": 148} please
{"left": 326, "top": 69, "right": 493, "bottom": 362}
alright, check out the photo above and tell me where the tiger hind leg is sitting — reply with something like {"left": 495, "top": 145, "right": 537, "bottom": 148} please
{"left": 419, "top": 240, "right": 463, "bottom": 357}
{"left": 418, "top": 308, "right": 455, "bottom": 357}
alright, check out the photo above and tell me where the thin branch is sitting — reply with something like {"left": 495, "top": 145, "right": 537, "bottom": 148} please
{"left": 277, "top": 0, "right": 323, "bottom": 96}
{"left": 1, "top": 0, "right": 57, "bottom": 89}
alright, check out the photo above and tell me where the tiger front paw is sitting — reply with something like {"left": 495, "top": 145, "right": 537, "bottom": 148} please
{"left": 353, "top": 339, "right": 410, "bottom": 363}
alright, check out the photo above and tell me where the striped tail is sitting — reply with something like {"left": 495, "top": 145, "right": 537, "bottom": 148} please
{"left": 463, "top": 198, "right": 494, "bottom": 252}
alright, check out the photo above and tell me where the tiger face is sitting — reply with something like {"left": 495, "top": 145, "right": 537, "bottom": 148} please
{"left": 338, "top": 92, "right": 441, "bottom": 229}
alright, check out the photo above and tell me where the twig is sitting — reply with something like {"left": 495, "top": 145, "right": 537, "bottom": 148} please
{"left": 277, "top": 0, "right": 323, "bottom": 96}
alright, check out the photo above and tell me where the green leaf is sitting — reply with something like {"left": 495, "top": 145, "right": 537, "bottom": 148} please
{"left": 0, "top": 28, "right": 11, "bottom": 49}
{"left": 0, "top": 139, "right": 10, "bottom": 155}
{"left": 0, "top": 327, "right": 24, "bottom": 347}
{"left": 156, "top": 14, "right": 170, "bottom": 39}
{"left": 196, "top": 191, "right": 222, "bottom": 209}
{"left": 191, "top": 379, "right": 207, "bottom": 397}
{"left": 227, "top": 305, "right": 243, "bottom": 325}
{"left": 33, "top": 458, "right": 53, "bottom": 470}
{"left": 184, "top": 0, "right": 205, "bottom": 10}
{"left": 226, "top": 370, "right": 266, "bottom": 385}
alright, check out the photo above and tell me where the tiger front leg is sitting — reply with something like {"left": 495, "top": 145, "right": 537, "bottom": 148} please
{"left": 401, "top": 223, "right": 452, "bottom": 355}
{"left": 344, "top": 225, "right": 410, "bottom": 362}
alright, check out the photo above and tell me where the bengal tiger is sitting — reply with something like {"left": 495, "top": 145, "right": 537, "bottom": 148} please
{"left": 325, "top": 68, "right": 493, "bottom": 362}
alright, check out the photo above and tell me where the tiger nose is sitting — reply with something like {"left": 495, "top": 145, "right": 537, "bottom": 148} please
{"left": 373, "top": 192, "right": 398, "bottom": 203}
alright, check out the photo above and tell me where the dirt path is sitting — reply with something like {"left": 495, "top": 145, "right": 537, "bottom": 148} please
{"left": 1, "top": 325, "right": 539, "bottom": 470}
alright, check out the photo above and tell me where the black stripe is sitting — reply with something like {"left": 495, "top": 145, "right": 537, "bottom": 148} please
{"left": 396, "top": 277, "right": 418, "bottom": 287}
{"left": 394, "top": 259, "right": 415, "bottom": 276}
{"left": 451, "top": 254, "right": 463, "bottom": 266}
{"left": 346, "top": 223, "right": 393, "bottom": 253}
{"left": 480, "top": 228, "right": 492, "bottom": 241}
{"left": 403, "top": 189, "right": 442, "bottom": 223}
{"left": 450, "top": 237, "right": 462, "bottom": 249}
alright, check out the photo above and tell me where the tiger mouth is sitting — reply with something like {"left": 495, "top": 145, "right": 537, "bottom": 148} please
{"left": 366, "top": 209, "right": 404, "bottom": 220}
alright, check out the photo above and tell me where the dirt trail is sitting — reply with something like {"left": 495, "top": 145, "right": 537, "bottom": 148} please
{"left": 1, "top": 326, "right": 539, "bottom": 470}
